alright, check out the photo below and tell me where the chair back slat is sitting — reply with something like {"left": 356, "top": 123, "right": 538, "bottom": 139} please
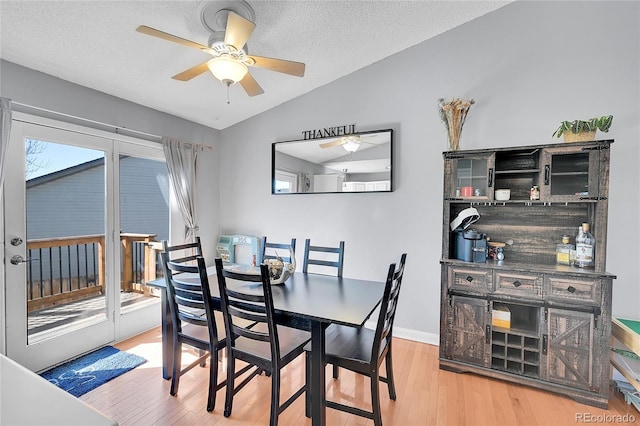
{"left": 161, "top": 237, "right": 203, "bottom": 263}
{"left": 233, "top": 325, "right": 271, "bottom": 342}
{"left": 224, "top": 270, "right": 264, "bottom": 283}
{"left": 261, "top": 237, "right": 296, "bottom": 264}
{"left": 227, "top": 304, "right": 267, "bottom": 324}
{"left": 302, "top": 239, "right": 345, "bottom": 277}
{"left": 168, "top": 256, "right": 201, "bottom": 269}
{"left": 175, "top": 294, "right": 205, "bottom": 309}
{"left": 171, "top": 254, "right": 201, "bottom": 265}
{"left": 373, "top": 253, "right": 407, "bottom": 362}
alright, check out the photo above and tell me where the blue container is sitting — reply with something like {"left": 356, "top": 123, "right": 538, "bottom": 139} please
{"left": 454, "top": 229, "right": 487, "bottom": 263}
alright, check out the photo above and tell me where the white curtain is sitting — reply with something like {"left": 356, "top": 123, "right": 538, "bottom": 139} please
{"left": 163, "top": 136, "right": 199, "bottom": 242}
{"left": 0, "top": 98, "right": 13, "bottom": 201}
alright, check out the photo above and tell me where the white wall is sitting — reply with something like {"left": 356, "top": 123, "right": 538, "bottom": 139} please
{"left": 216, "top": 1, "right": 640, "bottom": 341}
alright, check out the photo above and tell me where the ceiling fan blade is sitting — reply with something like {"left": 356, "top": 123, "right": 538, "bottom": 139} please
{"left": 136, "top": 25, "right": 209, "bottom": 51}
{"left": 239, "top": 72, "right": 264, "bottom": 97}
{"left": 319, "top": 139, "right": 345, "bottom": 149}
{"left": 224, "top": 12, "right": 255, "bottom": 50}
{"left": 249, "top": 55, "right": 306, "bottom": 77}
{"left": 172, "top": 61, "right": 210, "bottom": 81}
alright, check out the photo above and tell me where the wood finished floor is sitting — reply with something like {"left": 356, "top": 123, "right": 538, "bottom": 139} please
{"left": 80, "top": 327, "right": 640, "bottom": 425}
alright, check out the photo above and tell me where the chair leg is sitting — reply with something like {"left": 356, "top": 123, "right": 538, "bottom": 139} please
{"left": 370, "top": 370, "right": 382, "bottom": 426}
{"left": 270, "top": 369, "right": 281, "bottom": 426}
{"left": 224, "top": 356, "right": 235, "bottom": 417}
{"left": 332, "top": 364, "right": 339, "bottom": 379}
{"left": 385, "top": 349, "right": 396, "bottom": 401}
{"left": 305, "top": 352, "right": 311, "bottom": 418}
{"left": 206, "top": 350, "right": 218, "bottom": 412}
{"left": 170, "top": 341, "right": 181, "bottom": 396}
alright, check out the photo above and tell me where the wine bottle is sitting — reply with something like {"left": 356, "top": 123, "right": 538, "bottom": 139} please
{"left": 574, "top": 223, "right": 595, "bottom": 268}
{"left": 556, "top": 235, "right": 574, "bottom": 266}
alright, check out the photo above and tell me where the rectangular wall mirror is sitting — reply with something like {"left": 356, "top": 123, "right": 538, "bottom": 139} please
{"left": 272, "top": 129, "right": 393, "bottom": 194}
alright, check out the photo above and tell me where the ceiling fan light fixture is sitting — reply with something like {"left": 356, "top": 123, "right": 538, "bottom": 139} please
{"left": 207, "top": 56, "right": 248, "bottom": 84}
{"left": 342, "top": 136, "right": 361, "bottom": 153}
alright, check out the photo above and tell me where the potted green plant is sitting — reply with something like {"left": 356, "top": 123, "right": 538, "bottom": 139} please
{"left": 552, "top": 115, "right": 613, "bottom": 142}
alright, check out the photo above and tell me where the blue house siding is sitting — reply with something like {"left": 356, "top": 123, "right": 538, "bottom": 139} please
{"left": 27, "top": 159, "right": 106, "bottom": 239}
{"left": 119, "top": 157, "right": 169, "bottom": 239}
{"left": 26, "top": 156, "right": 169, "bottom": 280}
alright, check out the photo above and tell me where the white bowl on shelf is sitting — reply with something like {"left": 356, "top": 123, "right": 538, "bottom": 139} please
{"left": 495, "top": 189, "right": 511, "bottom": 201}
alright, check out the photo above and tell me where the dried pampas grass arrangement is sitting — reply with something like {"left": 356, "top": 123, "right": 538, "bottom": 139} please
{"left": 438, "top": 98, "right": 475, "bottom": 151}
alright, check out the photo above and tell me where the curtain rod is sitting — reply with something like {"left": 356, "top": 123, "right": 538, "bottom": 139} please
{"left": 10, "top": 101, "right": 212, "bottom": 151}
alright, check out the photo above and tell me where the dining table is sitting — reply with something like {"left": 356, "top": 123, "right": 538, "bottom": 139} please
{"left": 148, "top": 267, "right": 386, "bottom": 426}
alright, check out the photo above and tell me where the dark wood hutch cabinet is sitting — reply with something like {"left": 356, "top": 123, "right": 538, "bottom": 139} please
{"left": 439, "top": 140, "right": 616, "bottom": 408}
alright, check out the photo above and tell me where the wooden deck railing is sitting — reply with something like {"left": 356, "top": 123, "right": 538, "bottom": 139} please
{"left": 26, "top": 233, "right": 161, "bottom": 312}
{"left": 120, "top": 233, "right": 160, "bottom": 294}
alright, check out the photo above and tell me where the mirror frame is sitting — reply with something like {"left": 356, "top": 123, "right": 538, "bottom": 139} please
{"left": 271, "top": 129, "right": 394, "bottom": 194}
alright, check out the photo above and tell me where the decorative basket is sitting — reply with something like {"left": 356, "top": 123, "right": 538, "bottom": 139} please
{"left": 265, "top": 259, "right": 294, "bottom": 285}
{"left": 264, "top": 246, "right": 296, "bottom": 285}
{"left": 563, "top": 130, "right": 596, "bottom": 143}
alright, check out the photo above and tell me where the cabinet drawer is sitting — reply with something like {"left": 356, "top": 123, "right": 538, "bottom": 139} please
{"left": 493, "top": 271, "right": 543, "bottom": 299}
{"left": 448, "top": 267, "right": 492, "bottom": 295}
{"left": 545, "top": 275, "right": 601, "bottom": 306}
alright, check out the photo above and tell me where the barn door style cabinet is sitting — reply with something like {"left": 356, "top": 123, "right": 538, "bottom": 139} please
{"left": 439, "top": 140, "right": 616, "bottom": 408}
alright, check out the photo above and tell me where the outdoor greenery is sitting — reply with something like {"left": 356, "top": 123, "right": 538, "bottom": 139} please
{"left": 552, "top": 115, "right": 613, "bottom": 138}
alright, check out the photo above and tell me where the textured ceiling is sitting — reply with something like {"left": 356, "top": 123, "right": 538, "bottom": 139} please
{"left": 0, "top": 1, "right": 510, "bottom": 130}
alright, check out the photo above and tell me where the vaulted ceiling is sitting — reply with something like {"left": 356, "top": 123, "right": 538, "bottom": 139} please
{"left": 0, "top": 1, "right": 510, "bottom": 130}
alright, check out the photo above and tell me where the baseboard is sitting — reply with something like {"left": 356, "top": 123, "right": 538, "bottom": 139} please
{"left": 364, "top": 320, "right": 439, "bottom": 346}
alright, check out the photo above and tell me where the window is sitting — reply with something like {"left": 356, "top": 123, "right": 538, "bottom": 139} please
{"left": 274, "top": 170, "right": 298, "bottom": 193}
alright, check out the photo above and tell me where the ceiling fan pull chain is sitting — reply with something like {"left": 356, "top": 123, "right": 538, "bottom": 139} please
{"left": 226, "top": 81, "right": 231, "bottom": 104}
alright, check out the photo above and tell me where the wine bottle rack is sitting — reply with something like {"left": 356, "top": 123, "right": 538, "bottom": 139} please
{"left": 491, "top": 330, "right": 540, "bottom": 378}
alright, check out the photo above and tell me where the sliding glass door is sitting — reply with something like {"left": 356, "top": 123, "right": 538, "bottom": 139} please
{"left": 4, "top": 114, "right": 167, "bottom": 371}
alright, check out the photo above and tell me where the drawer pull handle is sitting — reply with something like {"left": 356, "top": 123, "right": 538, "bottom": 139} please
{"left": 567, "top": 285, "right": 576, "bottom": 293}
{"left": 513, "top": 280, "right": 522, "bottom": 288}
{"left": 466, "top": 275, "right": 474, "bottom": 282}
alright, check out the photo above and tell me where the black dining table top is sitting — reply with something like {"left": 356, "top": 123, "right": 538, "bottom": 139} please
{"left": 150, "top": 268, "right": 386, "bottom": 328}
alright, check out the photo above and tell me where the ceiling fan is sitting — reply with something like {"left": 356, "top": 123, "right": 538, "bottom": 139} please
{"left": 136, "top": 1, "right": 305, "bottom": 100}
{"left": 320, "top": 135, "right": 381, "bottom": 153}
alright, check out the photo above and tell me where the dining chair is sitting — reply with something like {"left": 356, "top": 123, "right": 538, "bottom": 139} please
{"left": 302, "top": 239, "right": 345, "bottom": 277}
{"left": 160, "top": 246, "right": 223, "bottom": 412}
{"left": 214, "top": 257, "right": 311, "bottom": 426}
{"left": 261, "top": 236, "right": 296, "bottom": 263}
{"left": 161, "top": 239, "right": 254, "bottom": 413}
{"left": 304, "top": 253, "right": 407, "bottom": 426}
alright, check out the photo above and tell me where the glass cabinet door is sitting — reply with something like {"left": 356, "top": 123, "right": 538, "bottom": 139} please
{"left": 541, "top": 145, "right": 602, "bottom": 201}
{"left": 444, "top": 153, "right": 495, "bottom": 200}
